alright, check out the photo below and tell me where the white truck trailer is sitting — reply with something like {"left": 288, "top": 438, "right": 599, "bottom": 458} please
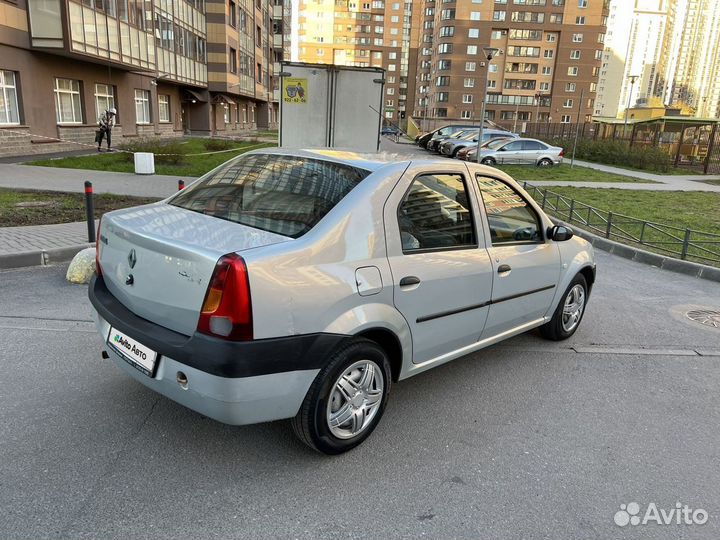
{"left": 278, "top": 62, "right": 386, "bottom": 153}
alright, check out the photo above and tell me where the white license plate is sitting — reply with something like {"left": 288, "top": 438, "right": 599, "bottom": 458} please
{"left": 107, "top": 327, "right": 158, "bottom": 377}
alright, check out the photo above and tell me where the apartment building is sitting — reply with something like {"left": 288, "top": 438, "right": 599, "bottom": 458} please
{"left": 0, "top": 0, "right": 285, "bottom": 157}
{"left": 654, "top": 0, "right": 720, "bottom": 118}
{"left": 412, "top": 0, "right": 609, "bottom": 128}
{"left": 296, "top": 0, "right": 422, "bottom": 126}
{"left": 594, "top": 0, "right": 669, "bottom": 120}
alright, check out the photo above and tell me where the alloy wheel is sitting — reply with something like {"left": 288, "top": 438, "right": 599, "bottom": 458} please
{"left": 326, "top": 360, "right": 384, "bottom": 440}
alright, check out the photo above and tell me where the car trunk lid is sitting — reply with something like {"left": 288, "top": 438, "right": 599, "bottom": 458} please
{"left": 99, "top": 203, "right": 290, "bottom": 336}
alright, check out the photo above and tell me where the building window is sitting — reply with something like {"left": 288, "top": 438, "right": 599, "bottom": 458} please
{"left": 462, "top": 94, "right": 473, "bottom": 104}
{"left": 464, "top": 78, "right": 475, "bottom": 88}
{"left": 578, "top": 0, "right": 587, "bottom": 6}
{"left": 540, "top": 82, "right": 550, "bottom": 91}
{"left": 54, "top": 78, "right": 83, "bottom": 124}
{"left": 468, "top": 28, "right": 479, "bottom": 38}
{"left": 94, "top": 84, "right": 115, "bottom": 120}
{"left": 493, "top": 11, "right": 506, "bottom": 21}
{"left": 460, "top": 110, "right": 472, "bottom": 119}
{"left": 561, "top": 114, "right": 571, "bottom": 123}
{"left": 576, "top": 16, "right": 585, "bottom": 24}
{"left": 566, "top": 83, "right": 576, "bottom": 92}
{"left": 544, "top": 50, "right": 554, "bottom": 58}
{"left": 567, "top": 66, "right": 579, "bottom": 76}
{"left": 546, "top": 33, "right": 557, "bottom": 42}
{"left": 570, "top": 50, "right": 581, "bottom": 59}
{"left": 467, "top": 45, "right": 478, "bottom": 55}
{"left": 0, "top": 71, "right": 20, "bottom": 125}
{"left": 563, "top": 99, "right": 573, "bottom": 108}
{"left": 465, "top": 62, "right": 476, "bottom": 71}
{"left": 134, "top": 89, "right": 150, "bottom": 124}
{"left": 470, "top": 11, "right": 480, "bottom": 20}
{"left": 572, "top": 33, "right": 583, "bottom": 42}
{"left": 229, "top": 47, "right": 237, "bottom": 73}
{"left": 487, "top": 79, "right": 497, "bottom": 88}
{"left": 542, "top": 66, "right": 552, "bottom": 75}
{"left": 224, "top": 105, "right": 230, "bottom": 123}
{"left": 229, "top": 0, "right": 236, "bottom": 27}
{"left": 158, "top": 95, "right": 170, "bottom": 123}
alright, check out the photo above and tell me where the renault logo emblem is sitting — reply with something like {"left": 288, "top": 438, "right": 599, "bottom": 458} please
{"left": 128, "top": 249, "right": 137, "bottom": 269}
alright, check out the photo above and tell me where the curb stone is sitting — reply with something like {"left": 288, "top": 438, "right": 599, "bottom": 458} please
{"left": 552, "top": 218, "right": 720, "bottom": 283}
{"left": 0, "top": 243, "right": 94, "bottom": 270}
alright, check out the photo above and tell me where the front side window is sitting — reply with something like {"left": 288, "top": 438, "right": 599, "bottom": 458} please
{"left": 398, "top": 173, "right": 476, "bottom": 252}
{"left": 0, "top": 70, "right": 20, "bottom": 125}
{"left": 54, "top": 78, "right": 82, "bottom": 124}
{"left": 134, "top": 89, "right": 150, "bottom": 124}
{"left": 476, "top": 176, "right": 541, "bottom": 244}
{"left": 170, "top": 154, "right": 370, "bottom": 238}
{"left": 94, "top": 83, "right": 115, "bottom": 120}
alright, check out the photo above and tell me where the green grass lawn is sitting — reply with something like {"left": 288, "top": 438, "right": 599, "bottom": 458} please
{"left": 0, "top": 188, "right": 159, "bottom": 227}
{"left": 27, "top": 138, "right": 277, "bottom": 178}
{"left": 496, "top": 164, "right": 657, "bottom": 184}
{"left": 528, "top": 187, "right": 720, "bottom": 266}
{"left": 529, "top": 186, "right": 720, "bottom": 234}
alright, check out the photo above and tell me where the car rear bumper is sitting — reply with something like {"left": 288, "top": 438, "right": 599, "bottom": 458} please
{"left": 88, "top": 275, "right": 346, "bottom": 425}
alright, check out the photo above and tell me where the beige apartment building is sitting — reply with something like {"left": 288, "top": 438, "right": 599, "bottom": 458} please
{"left": 296, "top": 0, "right": 422, "bottom": 126}
{"left": 0, "top": 0, "right": 286, "bottom": 157}
{"left": 654, "top": 0, "right": 720, "bottom": 118}
{"left": 413, "top": 0, "right": 609, "bottom": 129}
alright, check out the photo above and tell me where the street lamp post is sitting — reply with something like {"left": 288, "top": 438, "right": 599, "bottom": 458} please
{"left": 623, "top": 75, "right": 638, "bottom": 137}
{"left": 476, "top": 47, "right": 500, "bottom": 163}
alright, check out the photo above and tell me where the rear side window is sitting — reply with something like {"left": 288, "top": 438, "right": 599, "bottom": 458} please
{"left": 522, "top": 140, "right": 545, "bottom": 150}
{"left": 170, "top": 153, "right": 370, "bottom": 238}
{"left": 398, "top": 173, "right": 476, "bottom": 252}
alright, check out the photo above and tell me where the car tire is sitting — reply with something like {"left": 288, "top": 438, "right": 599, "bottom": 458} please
{"left": 540, "top": 273, "right": 588, "bottom": 341}
{"left": 451, "top": 148, "right": 462, "bottom": 158}
{"left": 537, "top": 158, "right": 554, "bottom": 167}
{"left": 481, "top": 157, "right": 496, "bottom": 166}
{"left": 291, "top": 338, "right": 392, "bottom": 455}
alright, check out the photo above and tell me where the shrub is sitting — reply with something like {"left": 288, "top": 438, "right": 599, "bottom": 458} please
{"left": 203, "top": 138, "right": 236, "bottom": 151}
{"left": 550, "top": 137, "right": 671, "bottom": 173}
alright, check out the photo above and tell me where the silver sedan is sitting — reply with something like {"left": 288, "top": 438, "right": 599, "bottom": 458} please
{"left": 479, "top": 138, "right": 564, "bottom": 167}
{"left": 90, "top": 148, "right": 594, "bottom": 454}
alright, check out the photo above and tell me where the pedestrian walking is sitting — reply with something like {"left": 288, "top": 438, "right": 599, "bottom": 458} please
{"left": 96, "top": 107, "right": 117, "bottom": 152}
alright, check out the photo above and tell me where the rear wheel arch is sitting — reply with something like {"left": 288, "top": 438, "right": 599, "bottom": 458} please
{"left": 355, "top": 327, "right": 403, "bottom": 382}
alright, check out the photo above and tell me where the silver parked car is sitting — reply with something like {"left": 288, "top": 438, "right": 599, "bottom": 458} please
{"left": 479, "top": 138, "right": 564, "bottom": 167}
{"left": 90, "top": 148, "right": 595, "bottom": 454}
{"left": 439, "top": 129, "right": 517, "bottom": 158}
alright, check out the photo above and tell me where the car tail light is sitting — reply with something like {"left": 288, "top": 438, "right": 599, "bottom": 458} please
{"left": 95, "top": 217, "right": 103, "bottom": 277}
{"left": 197, "top": 253, "right": 253, "bottom": 341}
{"left": 559, "top": 149, "right": 565, "bottom": 157}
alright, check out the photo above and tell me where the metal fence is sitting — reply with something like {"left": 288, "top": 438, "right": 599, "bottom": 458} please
{"left": 523, "top": 183, "right": 720, "bottom": 267}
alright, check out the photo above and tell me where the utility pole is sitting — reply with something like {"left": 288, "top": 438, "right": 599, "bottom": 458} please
{"left": 475, "top": 47, "right": 500, "bottom": 163}
{"left": 571, "top": 88, "right": 584, "bottom": 168}
{"left": 623, "top": 75, "right": 638, "bottom": 137}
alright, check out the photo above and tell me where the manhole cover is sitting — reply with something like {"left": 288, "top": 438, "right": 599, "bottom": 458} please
{"left": 686, "top": 310, "right": 720, "bottom": 329}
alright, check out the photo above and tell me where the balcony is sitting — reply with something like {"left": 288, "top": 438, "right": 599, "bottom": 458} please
{"left": 273, "top": 34, "right": 283, "bottom": 48}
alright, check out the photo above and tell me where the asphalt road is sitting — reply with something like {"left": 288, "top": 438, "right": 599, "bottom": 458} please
{"left": 1, "top": 252, "right": 719, "bottom": 540}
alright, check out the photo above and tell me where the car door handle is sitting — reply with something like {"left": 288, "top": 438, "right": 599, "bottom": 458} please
{"left": 497, "top": 264, "right": 512, "bottom": 274}
{"left": 399, "top": 276, "right": 421, "bottom": 286}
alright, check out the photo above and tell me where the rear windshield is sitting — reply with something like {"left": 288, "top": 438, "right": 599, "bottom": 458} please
{"left": 170, "top": 153, "right": 370, "bottom": 238}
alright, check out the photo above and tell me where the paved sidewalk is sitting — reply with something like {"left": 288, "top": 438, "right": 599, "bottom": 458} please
{"left": 0, "top": 221, "right": 94, "bottom": 268}
{"left": 0, "top": 163, "right": 188, "bottom": 198}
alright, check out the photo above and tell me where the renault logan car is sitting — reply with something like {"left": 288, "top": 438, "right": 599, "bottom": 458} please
{"left": 89, "top": 148, "right": 595, "bottom": 455}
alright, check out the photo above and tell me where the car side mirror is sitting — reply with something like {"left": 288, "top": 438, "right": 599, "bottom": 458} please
{"left": 548, "top": 225, "right": 574, "bottom": 242}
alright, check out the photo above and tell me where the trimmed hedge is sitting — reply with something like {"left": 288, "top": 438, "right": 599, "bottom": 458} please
{"left": 551, "top": 138, "right": 672, "bottom": 173}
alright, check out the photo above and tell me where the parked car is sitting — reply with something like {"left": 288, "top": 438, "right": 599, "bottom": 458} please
{"left": 90, "top": 148, "right": 595, "bottom": 455}
{"left": 440, "top": 129, "right": 517, "bottom": 158}
{"left": 462, "top": 137, "right": 515, "bottom": 162}
{"left": 478, "top": 138, "right": 564, "bottom": 167}
{"left": 421, "top": 124, "right": 481, "bottom": 151}
{"left": 381, "top": 125, "right": 401, "bottom": 136}
{"left": 427, "top": 128, "right": 478, "bottom": 152}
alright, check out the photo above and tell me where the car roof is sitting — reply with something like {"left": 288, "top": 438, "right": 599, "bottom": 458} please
{"left": 251, "top": 147, "right": 412, "bottom": 172}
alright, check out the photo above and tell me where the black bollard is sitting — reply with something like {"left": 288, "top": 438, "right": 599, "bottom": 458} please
{"left": 84, "top": 181, "right": 96, "bottom": 243}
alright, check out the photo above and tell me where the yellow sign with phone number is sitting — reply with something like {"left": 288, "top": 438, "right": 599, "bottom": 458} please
{"left": 283, "top": 78, "right": 308, "bottom": 104}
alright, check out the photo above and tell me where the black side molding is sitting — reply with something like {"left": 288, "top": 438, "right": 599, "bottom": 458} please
{"left": 417, "top": 284, "right": 556, "bottom": 323}
{"left": 88, "top": 275, "right": 349, "bottom": 379}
